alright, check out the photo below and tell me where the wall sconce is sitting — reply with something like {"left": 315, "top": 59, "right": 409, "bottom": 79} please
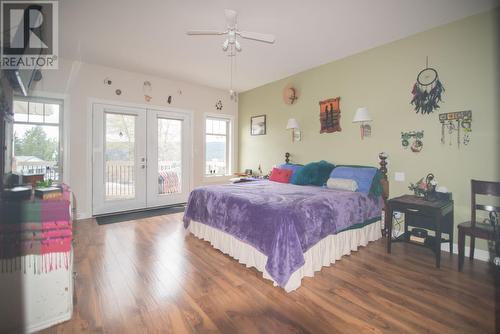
{"left": 352, "top": 107, "right": 372, "bottom": 139}
{"left": 286, "top": 118, "right": 301, "bottom": 142}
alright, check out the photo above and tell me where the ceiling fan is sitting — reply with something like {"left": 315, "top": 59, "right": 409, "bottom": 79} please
{"left": 186, "top": 9, "right": 275, "bottom": 53}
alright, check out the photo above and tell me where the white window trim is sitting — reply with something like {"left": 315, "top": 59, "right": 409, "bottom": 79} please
{"left": 203, "top": 112, "right": 235, "bottom": 182}
{"left": 12, "top": 95, "right": 66, "bottom": 183}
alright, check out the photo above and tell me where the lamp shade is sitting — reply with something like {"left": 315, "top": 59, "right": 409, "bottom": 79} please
{"left": 352, "top": 107, "right": 372, "bottom": 123}
{"left": 286, "top": 118, "right": 299, "bottom": 129}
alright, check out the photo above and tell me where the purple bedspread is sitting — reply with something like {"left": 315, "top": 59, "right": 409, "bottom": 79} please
{"left": 183, "top": 180, "right": 382, "bottom": 288}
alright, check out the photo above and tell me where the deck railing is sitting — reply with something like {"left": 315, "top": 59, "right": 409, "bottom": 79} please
{"left": 15, "top": 161, "right": 59, "bottom": 181}
{"left": 104, "top": 161, "right": 180, "bottom": 199}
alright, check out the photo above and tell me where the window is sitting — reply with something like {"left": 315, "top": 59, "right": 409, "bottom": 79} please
{"left": 205, "top": 116, "right": 231, "bottom": 176}
{"left": 12, "top": 97, "right": 63, "bottom": 182}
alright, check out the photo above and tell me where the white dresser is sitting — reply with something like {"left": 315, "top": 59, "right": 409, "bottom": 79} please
{"left": 0, "top": 252, "right": 74, "bottom": 333}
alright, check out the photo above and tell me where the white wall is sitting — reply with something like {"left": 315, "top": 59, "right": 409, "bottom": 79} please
{"left": 32, "top": 59, "right": 238, "bottom": 219}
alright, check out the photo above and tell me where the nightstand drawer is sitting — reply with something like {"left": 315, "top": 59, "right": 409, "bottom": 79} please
{"left": 406, "top": 214, "right": 435, "bottom": 230}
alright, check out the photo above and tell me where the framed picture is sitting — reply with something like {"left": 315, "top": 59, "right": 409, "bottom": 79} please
{"left": 251, "top": 115, "right": 266, "bottom": 136}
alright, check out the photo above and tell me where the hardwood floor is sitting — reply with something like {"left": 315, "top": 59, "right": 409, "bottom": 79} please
{"left": 39, "top": 213, "right": 498, "bottom": 333}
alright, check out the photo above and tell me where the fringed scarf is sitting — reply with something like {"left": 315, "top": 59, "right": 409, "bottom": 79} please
{"left": 0, "top": 188, "right": 72, "bottom": 274}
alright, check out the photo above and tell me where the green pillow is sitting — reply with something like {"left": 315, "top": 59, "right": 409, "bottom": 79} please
{"left": 291, "top": 160, "right": 336, "bottom": 186}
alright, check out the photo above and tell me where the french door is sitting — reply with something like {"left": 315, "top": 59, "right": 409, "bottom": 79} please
{"left": 92, "top": 103, "right": 191, "bottom": 215}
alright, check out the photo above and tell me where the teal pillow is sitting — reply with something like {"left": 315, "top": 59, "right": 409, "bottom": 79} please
{"left": 291, "top": 160, "right": 336, "bottom": 186}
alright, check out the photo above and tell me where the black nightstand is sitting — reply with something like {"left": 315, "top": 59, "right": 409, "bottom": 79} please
{"left": 386, "top": 194, "right": 454, "bottom": 268}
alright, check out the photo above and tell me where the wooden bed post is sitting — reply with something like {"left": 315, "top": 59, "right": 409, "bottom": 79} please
{"left": 379, "top": 152, "right": 390, "bottom": 237}
{"left": 285, "top": 152, "right": 290, "bottom": 164}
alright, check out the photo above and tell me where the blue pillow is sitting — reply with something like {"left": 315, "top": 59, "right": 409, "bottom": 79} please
{"left": 278, "top": 163, "right": 303, "bottom": 180}
{"left": 329, "top": 166, "right": 378, "bottom": 194}
{"left": 290, "top": 160, "right": 335, "bottom": 186}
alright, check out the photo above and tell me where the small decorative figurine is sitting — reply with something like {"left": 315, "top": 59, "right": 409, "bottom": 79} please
{"left": 215, "top": 100, "right": 223, "bottom": 110}
{"left": 143, "top": 81, "right": 152, "bottom": 102}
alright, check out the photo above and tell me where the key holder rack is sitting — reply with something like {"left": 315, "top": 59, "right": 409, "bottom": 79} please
{"left": 439, "top": 110, "right": 472, "bottom": 148}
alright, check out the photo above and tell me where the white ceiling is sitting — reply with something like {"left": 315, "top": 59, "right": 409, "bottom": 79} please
{"left": 60, "top": 0, "right": 499, "bottom": 92}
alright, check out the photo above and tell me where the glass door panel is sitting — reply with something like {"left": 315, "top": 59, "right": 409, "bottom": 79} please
{"left": 92, "top": 104, "right": 147, "bottom": 216}
{"left": 157, "top": 118, "right": 182, "bottom": 195}
{"left": 147, "top": 109, "right": 190, "bottom": 208}
{"left": 105, "top": 113, "right": 136, "bottom": 201}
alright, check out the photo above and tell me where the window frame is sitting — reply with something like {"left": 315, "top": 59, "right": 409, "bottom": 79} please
{"left": 12, "top": 96, "right": 64, "bottom": 182}
{"left": 204, "top": 113, "right": 234, "bottom": 178}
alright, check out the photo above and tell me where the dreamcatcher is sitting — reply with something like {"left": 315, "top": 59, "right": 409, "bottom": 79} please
{"left": 410, "top": 58, "right": 445, "bottom": 114}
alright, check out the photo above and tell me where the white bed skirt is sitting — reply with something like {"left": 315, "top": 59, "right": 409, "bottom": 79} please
{"left": 187, "top": 220, "right": 382, "bottom": 292}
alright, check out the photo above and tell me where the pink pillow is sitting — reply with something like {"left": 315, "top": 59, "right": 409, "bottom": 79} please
{"left": 269, "top": 168, "right": 293, "bottom": 183}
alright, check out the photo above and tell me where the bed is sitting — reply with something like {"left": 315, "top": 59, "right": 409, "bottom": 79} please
{"left": 183, "top": 154, "right": 389, "bottom": 292}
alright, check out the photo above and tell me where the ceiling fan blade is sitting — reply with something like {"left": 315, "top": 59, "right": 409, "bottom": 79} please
{"left": 187, "top": 30, "right": 225, "bottom": 36}
{"left": 224, "top": 9, "right": 237, "bottom": 28}
{"left": 239, "top": 31, "right": 275, "bottom": 43}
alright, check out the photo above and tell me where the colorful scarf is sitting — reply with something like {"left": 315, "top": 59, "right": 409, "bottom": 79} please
{"left": 0, "top": 186, "right": 72, "bottom": 273}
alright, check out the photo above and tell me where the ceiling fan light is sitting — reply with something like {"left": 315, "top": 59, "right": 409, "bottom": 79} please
{"left": 222, "top": 39, "right": 229, "bottom": 51}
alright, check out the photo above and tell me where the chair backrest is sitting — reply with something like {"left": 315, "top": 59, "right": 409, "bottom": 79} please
{"left": 471, "top": 179, "right": 500, "bottom": 227}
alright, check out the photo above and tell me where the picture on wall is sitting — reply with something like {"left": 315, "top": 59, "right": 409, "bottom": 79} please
{"left": 319, "top": 97, "right": 341, "bottom": 133}
{"left": 251, "top": 115, "right": 266, "bottom": 136}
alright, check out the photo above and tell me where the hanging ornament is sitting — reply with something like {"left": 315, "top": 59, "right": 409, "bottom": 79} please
{"left": 143, "top": 81, "right": 152, "bottom": 102}
{"left": 215, "top": 100, "right": 223, "bottom": 110}
{"left": 410, "top": 57, "right": 445, "bottom": 114}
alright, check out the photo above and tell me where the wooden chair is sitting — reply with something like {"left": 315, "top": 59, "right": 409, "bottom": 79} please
{"left": 458, "top": 180, "right": 500, "bottom": 271}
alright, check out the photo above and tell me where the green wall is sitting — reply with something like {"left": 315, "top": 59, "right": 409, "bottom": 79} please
{"left": 239, "top": 9, "right": 499, "bottom": 251}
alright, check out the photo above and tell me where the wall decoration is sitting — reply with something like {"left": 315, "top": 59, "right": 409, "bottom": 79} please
{"left": 251, "top": 115, "right": 266, "bottom": 136}
{"left": 283, "top": 85, "right": 298, "bottom": 105}
{"left": 439, "top": 110, "right": 472, "bottom": 148}
{"left": 410, "top": 58, "right": 445, "bottom": 114}
{"left": 167, "top": 96, "right": 172, "bottom": 104}
{"left": 143, "top": 81, "right": 152, "bottom": 102}
{"left": 319, "top": 97, "right": 341, "bottom": 133}
{"left": 215, "top": 100, "right": 223, "bottom": 110}
{"left": 401, "top": 131, "right": 424, "bottom": 153}
{"left": 115, "top": 89, "right": 122, "bottom": 95}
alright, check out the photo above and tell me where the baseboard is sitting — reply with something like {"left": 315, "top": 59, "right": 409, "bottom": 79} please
{"left": 76, "top": 211, "right": 91, "bottom": 220}
{"left": 391, "top": 231, "right": 490, "bottom": 262}
{"left": 440, "top": 242, "right": 490, "bottom": 262}
{"left": 27, "top": 311, "right": 72, "bottom": 333}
